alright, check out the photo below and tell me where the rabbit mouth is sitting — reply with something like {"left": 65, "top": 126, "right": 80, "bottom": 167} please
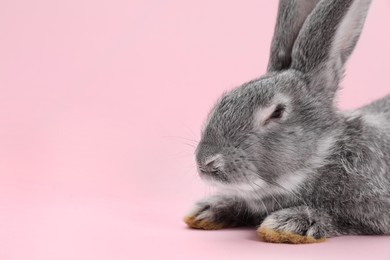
{"left": 197, "top": 164, "right": 265, "bottom": 190}
{"left": 198, "top": 168, "right": 230, "bottom": 184}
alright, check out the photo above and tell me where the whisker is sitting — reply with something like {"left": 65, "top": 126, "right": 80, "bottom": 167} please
{"left": 178, "top": 121, "right": 199, "bottom": 142}
{"left": 162, "top": 135, "right": 199, "bottom": 144}
{"left": 179, "top": 143, "right": 197, "bottom": 149}
{"left": 242, "top": 174, "right": 269, "bottom": 216}
{"left": 250, "top": 181, "right": 283, "bottom": 210}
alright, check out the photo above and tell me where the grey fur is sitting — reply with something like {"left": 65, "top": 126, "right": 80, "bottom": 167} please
{"left": 186, "top": 0, "right": 390, "bottom": 241}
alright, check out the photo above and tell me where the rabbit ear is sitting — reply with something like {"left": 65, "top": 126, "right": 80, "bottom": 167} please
{"left": 267, "top": 0, "right": 320, "bottom": 72}
{"left": 290, "top": 0, "right": 372, "bottom": 99}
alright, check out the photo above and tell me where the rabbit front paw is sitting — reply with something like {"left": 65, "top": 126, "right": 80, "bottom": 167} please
{"left": 184, "top": 195, "right": 241, "bottom": 230}
{"left": 257, "top": 207, "right": 327, "bottom": 244}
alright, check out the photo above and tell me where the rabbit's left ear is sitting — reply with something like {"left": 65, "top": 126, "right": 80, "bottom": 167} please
{"left": 267, "top": 0, "right": 320, "bottom": 72}
{"left": 290, "top": 0, "right": 372, "bottom": 100}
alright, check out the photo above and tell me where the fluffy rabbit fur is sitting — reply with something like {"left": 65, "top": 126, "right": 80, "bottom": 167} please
{"left": 184, "top": 0, "right": 390, "bottom": 244}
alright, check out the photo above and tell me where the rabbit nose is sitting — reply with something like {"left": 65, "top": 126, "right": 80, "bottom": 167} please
{"left": 198, "top": 154, "right": 224, "bottom": 174}
{"left": 204, "top": 155, "right": 222, "bottom": 168}
{"left": 196, "top": 153, "right": 229, "bottom": 182}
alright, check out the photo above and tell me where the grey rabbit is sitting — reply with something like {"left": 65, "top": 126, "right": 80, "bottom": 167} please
{"left": 184, "top": 0, "right": 390, "bottom": 243}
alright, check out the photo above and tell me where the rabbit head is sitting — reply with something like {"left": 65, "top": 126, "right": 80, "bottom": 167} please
{"left": 195, "top": 0, "right": 372, "bottom": 196}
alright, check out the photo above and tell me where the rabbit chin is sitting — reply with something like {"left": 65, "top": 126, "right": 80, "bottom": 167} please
{"left": 202, "top": 176, "right": 267, "bottom": 191}
{"left": 203, "top": 170, "right": 309, "bottom": 202}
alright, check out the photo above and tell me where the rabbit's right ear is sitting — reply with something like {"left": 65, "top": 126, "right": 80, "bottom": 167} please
{"left": 267, "top": 0, "right": 320, "bottom": 72}
{"left": 290, "top": 0, "right": 372, "bottom": 100}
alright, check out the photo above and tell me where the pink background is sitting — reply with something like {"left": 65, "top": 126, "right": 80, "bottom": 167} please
{"left": 0, "top": 0, "right": 389, "bottom": 259}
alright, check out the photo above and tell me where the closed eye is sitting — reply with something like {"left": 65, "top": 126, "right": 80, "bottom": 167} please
{"left": 264, "top": 104, "right": 285, "bottom": 125}
{"left": 253, "top": 95, "right": 290, "bottom": 129}
{"left": 270, "top": 104, "right": 285, "bottom": 119}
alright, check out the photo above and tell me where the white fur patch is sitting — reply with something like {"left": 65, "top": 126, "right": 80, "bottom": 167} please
{"left": 232, "top": 179, "right": 268, "bottom": 192}
{"left": 362, "top": 113, "right": 390, "bottom": 130}
{"left": 277, "top": 170, "right": 308, "bottom": 194}
{"left": 309, "top": 133, "right": 338, "bottom": 167}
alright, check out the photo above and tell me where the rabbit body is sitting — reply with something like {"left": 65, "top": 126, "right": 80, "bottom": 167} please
{"left": 299, "top": 95, "right": 390, "bottom": 237}
{"left": 184, "top": 0, "right": 390, "bottom": 243}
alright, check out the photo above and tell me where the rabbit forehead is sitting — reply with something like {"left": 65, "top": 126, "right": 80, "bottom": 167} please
{"left": 217, "top": 72, "right": 298, "bottom": 111}
{"left": 202, "top": 72, "right": 301, "bottom": 141}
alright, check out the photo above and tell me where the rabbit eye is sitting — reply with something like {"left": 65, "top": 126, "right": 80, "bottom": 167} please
{"left": 263, "top": 104, "right": 285, "bottom": 126}
{"left": 254, "top": 101, "right": 288, "bottom": 128}
{"left": 270, "top": 105, "right": 285, "bottom": 119}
